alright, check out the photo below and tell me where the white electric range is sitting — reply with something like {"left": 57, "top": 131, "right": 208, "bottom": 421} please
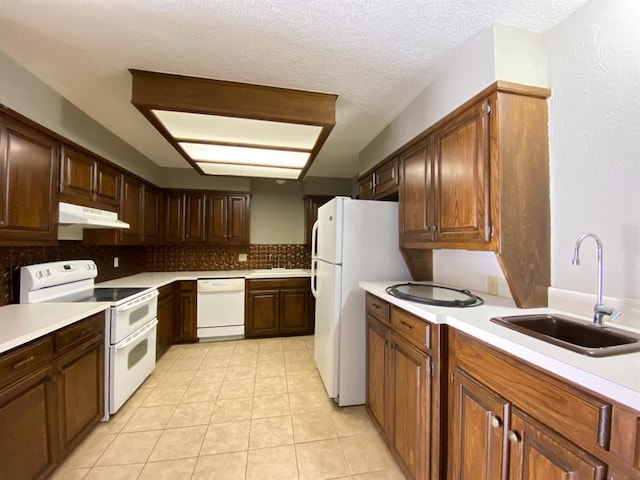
{"left": 20, "top": 260, "right": 158, "bottom": 419}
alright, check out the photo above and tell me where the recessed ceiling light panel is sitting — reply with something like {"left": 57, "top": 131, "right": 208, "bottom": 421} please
{"left": 179, "top": 143, "right": 309, "bottom": 168}
{"left": 196, "top": 162, "right": 301, "bottom": 179}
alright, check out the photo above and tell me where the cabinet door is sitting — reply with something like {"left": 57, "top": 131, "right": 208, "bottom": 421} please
{"left": 366, "top": 315, "right": 389, "bottom": 434}
{"left": 433, "top": 100, "right": 490, "bottom": 244}
{"left": 374, "top": 157, "right": 400, "bottom": 198}
{"left": 156, "top": 284, "right": 174, "bottom": 359}
{"left": 185, "top": 193, "right": 206, "bottom": 243}
{"left": 227, "top": 194, "right": 249, "bottom": 244}
{"left": 119, "top": 175, "right": 144, "bottom": 244}
{"left": 55, "top": 336, "right": 104, "bottom": 460}
{"left": 59, "top": 146, "right": 96, "bottom": 204}
{"left": 245, "top": 289, "right": 279, "bottom": 338}
{"left": 174, "top": 281, "right": 197, "bottom": 342}
{"left": 449, "top": 367, "right": 509, "bottom": 480}
{"left": 143, "top": 186, "right": 161, "bottom": 244}
{"left": 304, "top": 195, "right": 332, "bottom": 245}
{"left": 0, "top": 117, "right": 59, "bottom": 244}
{"left": 165, "top": 192, "right": 185, "bottom": 242}
{"left": 508, "top": 409, "right": 607, "bottom": 480}
{"left": 399, "top": 139, "right": 433, "bottom": 245}
{"left": 279, "top": 287, "right": 310, "bottom": 335}
{"left": 0, "top": 365, "right": 58, "bottom": 480}
{"left": 358, "top": 173, "right": 375, "bottom": 199}
{"left": 94, "top": 161, "right": 121, "bottom": 209}
{"left": 388, "top": 334, "right": 430, "bottom": 480}
{"left": 206, "top": 193, "right": 227, "bottom": 243}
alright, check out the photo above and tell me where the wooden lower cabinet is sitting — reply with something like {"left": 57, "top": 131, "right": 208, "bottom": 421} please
{"left": 0, "top": 364, "right": 58, "bottom": 480}
{"left": 156, "top": 284, "right": 175, "bottom": 358}
{"left": 245, "top": 278, "right": 312, "bottom": 338}
{"left": 365, "top": 294, "right": 441, "bottom": 480}
{"left": 174, "top": 281, "right": 197, "bottom": 342}
{"left": 55, "top": 335, "right": 104, "bottom": 459}
{"left": 0, "top": 312, "right": 105, "bottom": 480}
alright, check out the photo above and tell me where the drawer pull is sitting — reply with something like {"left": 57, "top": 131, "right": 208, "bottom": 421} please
{"left": 508, "top": 430, "right": 521, "bottom": 443}
{"left": 372, "top": 304, "right": 381, "bottom": 310}
{"left": 13, "top": 355, "right": 35, "bottom": 369}
{"left": 490, "top": 415, "right": 502, "bottom": 428}
{"left": 400, "top": 321, "right": 413, "bottom": 330}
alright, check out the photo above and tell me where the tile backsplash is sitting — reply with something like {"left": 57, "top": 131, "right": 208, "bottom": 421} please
{"left": 0, "top": 243, "right": 310, "bottom": 306}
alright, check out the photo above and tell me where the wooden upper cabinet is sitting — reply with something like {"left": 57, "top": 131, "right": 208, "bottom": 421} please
{"left": 358, "top": 173, "right": 375, "bottom": 199}
{"left": 399, "top": 139, "right": 432, "bottom": 245}
{"left": 226, "top": 194, "right": 249, "bottom": 244}
{"left": 164, "top": 192, "right": 185, "bottom": 242}
{"left": 303, "top": 195, "right": 332, "bottom": 246}
{"left": 358, "top": 157, "right": 400, "bottom": 200}
{"left": 59, "top": 146, "right": 120, "bottom": 210}
{"left": 433, "top": 100, "right": 490, "bottom": 244}
{"left": 206, "top": 194, "right": 227, "bottom": 243}
{"left": 143, "top": 185, "right": 161, "bottom": 244}
{"left": 118, "top": 174, "right": 144, "bottom": 244}
{"left": 0, "top": 116, "right": 59, "bottom": 245}
{"left": 184, "top": 192, "right": 206, "bottom": 243}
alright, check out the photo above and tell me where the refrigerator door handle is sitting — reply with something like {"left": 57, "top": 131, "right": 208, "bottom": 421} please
{"left": 311, "top": 258, "right": 319, "bottom": 298}
{"left": 311, "top": 219, "right": 320, "bottom": 259}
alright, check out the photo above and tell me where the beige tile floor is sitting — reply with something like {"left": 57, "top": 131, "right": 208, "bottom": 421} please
{"left": 51, "top": 336, "right": 405, "bottom": 480}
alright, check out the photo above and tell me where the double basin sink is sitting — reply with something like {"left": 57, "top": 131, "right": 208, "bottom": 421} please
{"left": 490, "top": 314, "right": 640, "bottom": 357}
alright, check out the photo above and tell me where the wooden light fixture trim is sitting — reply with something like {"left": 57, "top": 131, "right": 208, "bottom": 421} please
{"left": 129, "top": 69, "right": 337, "bottom": 179}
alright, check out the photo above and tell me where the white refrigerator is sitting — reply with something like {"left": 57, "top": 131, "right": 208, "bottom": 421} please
{"left": 311, "top": 196, "right": 411, "bottom": 406}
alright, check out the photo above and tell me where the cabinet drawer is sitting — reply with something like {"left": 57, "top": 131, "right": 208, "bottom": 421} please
{"left": 247, "top": 278, "right": 309, "bottom": 290}
{"left": 0, "top": 336, "right": 54, "bottom": 388}
{"left": 366, "top": 293, "right": 389, "bottom": 323}
{"left": 55, "top": 313, "right": 105, "bottom": 353}
{"left": 390, "top": 306, "right": 431, "bottom": 350}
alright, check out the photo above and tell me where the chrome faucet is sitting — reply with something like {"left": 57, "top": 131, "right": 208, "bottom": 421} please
{"left": 571, "top": 233, "right": 620, "bottom": 327}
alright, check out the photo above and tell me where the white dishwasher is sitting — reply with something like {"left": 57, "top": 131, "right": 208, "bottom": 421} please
{"left": 197, "top": 277, "right": 246, "bottom": 340}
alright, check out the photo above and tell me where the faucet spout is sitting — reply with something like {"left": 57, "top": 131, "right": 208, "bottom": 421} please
{"left": 571, "top": 233, "right": 619, "bottom": 326}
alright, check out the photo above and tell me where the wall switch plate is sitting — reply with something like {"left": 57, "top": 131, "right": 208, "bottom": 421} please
{"left": 113, "top": 257, "right": 119, "bottom": 268}
{"left": 487, "top": 275, "right": 498, "bottom": 295}
{"left": 238, "top": 254, "right": 248, "bottom": 262}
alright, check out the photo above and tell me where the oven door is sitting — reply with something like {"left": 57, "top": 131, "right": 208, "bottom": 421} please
{"left": 110, "top": 289, "right": 158, "bottom": 344}
{"left": 109, "top": 318, "right": 157, "bottom": 414}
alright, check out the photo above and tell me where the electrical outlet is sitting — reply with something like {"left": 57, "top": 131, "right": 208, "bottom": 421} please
{"left": 487, "top": 275, "right": 498, "bottom": 295}
{"left": 238, "top": 253, "right": 248, "bottom": 262}
{"left": 113, "top": 257, "right": 119, "bottom": 268}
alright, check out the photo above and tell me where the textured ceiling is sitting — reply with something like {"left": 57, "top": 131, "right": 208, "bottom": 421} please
{"left": 0, "top": 0, "right": 588, "bottom": 178}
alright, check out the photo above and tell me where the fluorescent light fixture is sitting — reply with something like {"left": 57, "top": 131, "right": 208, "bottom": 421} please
{"left": 196, "top": 162, "right": 301, "bottom": 179}
{"left": 130, "top": 70, "right": 337, "bottom": 179}
{"left": 154, "top": 110, "right": 322, "bottom": 150}
{"left": 179, "top": 143, "right": 310, "bottom": 168}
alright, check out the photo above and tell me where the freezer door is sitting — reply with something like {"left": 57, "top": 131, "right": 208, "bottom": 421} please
{"left": 316, "top": 197, "right": 343, "bottom": 264}
{"left": 313, "top": 259, "right": 342, "bottom": 399}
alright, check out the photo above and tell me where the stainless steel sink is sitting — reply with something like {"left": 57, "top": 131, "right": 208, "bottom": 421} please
{"left": 490, "top": 314, "right": 640, "bottom": 357}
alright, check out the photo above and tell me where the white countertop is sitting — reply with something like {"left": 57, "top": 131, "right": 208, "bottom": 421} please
{"left": 0, "top": 269, "right": 311, "bottom": 355}
{"left": 0, "top": 303, "right": 110, "bottom": 354}
{"left": 97, "top": 269, "right": 312, "bottom": 289}
{"left": 360, "top": 281, "right": 640, "bottom": 411}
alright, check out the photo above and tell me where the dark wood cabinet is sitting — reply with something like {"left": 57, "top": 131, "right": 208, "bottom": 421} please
{"left": 0, "top": 312, "right": 104, "bottom": 480}
{"left": 303, "top": 195, "right": 332, "bottom": 245}
{"left": 365, "top": 294, "right": 442, "bottom": 480}
{"left": 59, "top": 145, "right": 120, "bottom": 211}
{"left": 118, "top": 174, "right": 144, "bottom": 244}
{"left": 0, "top": 364, "right": 58, "bottom": 480}
{"left": 164, "top": 192, "right": 186, "bottom": 242}
{"left": 0, "top": 115, "right": 59, "bottom": 245}
{"left": 156, "top": 284, "right": 175, "bottom": 359}
{"left": 174, "top": 281, "right": 197, "bottom": 343}
{"left": 143, "top": 185, "right": 161, "bottom": 244}
{"left": 399, "top": 139, "right": 432, "bottom": 245}
{"left": 358, "top": 157, "right": 400, "bottom": 200}
{"left": 245, "top": 278, "right": 312, "bottom": 338}
{"left": 55, "top": 335, "right": 104, "bottom": 459}
{"left": 206, "top": 193, "right": 250, "bottom": 244}
{"left": 184, "top": 192, "right": 206, "bottom": 243}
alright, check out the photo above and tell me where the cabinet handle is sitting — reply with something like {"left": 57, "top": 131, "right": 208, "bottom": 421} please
{"left": 372, "top": 304, "right": 381, "bottom": 310}
{"left": 490, "top": 415, "right": 502, "bottom": 428}
{"left": 432, "top": 224, "right": 437, "bottom": 233}
{"left": 13, "top": 355, "right": 35, "bottom": 369}
{"left": 400, "top": 321, "right": 413, "bottom": 330}
{"left": 508, "top": 430, "right": 521, "bottom": 443}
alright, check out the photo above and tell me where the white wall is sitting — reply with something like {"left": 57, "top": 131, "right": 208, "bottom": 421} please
{"left": 546, "top": 0, "right": 640, "bottom": 299}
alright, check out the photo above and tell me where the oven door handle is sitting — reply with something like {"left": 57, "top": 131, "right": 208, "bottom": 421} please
{"left": 115, "top": 290, "right": 159, "bottom": 313}
{"left": 115, "top": 319, "right": 158, "bottom": 351}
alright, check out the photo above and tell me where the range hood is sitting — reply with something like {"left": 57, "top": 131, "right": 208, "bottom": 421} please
{"left": 58, "top": 202, "right": 130, "bottom": 240}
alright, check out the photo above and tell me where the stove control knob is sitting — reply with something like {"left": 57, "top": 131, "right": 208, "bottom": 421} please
{"left": 86, "top": 264, "right": 91, "bottom": 270}
{"left": 36, "top": 271, "right": 43, "bottom": 279}
{"left": 45, "top": 269, "right": 51, "bottom": 277}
